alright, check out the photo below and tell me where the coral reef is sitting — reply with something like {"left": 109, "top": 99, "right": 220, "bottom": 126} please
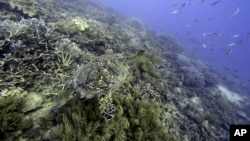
{"left": 0, "top": 0, "right": 249, "bottom": 141}
{"left": 125, "top": 17, "right": 145, "bottom": 31}
{"left": 203, "top": 71, "right": 220, "bottom": 86}
{"left": 9, "top": 0, "right": 38, "bottom": 17}
{"left": 21, "top": 92, "right": 43, "bottom": 112}
{"left": 55, "top": 17, "right": 88, "bottom": 34}
{"left": 0, "top": 87, "right": 26, "bottom": 140}
{"left": 179, "top": 66, "right": 206, "bottom": 87}
{"left": 129, "top": 51, "right": 160, "bottom": 80}
{"left": 54, "top": 38, "right": 83, "bottom": 67}
{"left": 49, "top": 94, "right": 177, "bottom": 141}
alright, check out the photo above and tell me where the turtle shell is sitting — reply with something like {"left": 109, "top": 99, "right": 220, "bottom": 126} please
{"left": 71, "top": 54, "right": 129, "bottom": 99}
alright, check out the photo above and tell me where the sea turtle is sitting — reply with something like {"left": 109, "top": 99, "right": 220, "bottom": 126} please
{"left": 69, "top": 53, "right": 130, "bottom": 119}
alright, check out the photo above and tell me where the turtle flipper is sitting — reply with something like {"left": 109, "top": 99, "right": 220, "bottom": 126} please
{"left": 99, "top": 92, "right": 115, "bottom": 119}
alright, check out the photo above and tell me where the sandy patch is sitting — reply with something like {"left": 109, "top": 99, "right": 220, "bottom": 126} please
{"left": 217, "top": 85, "right": 244, "bottom": 106}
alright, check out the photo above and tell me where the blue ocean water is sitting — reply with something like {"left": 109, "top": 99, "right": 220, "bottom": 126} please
{"left": 101, "top": 0, "right": 250, "bottom": 92}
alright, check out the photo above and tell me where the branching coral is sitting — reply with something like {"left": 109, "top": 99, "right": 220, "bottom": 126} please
{"left": 54, "top": 38, "right": 82, "bottom": 67}
{"left": 0, "top": 18, "right": 59, "bottom": 90}
{"left": 0, "top": 19, "right": 28, "bottom": 40}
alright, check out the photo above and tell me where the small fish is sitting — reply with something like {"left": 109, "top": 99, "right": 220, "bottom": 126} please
{"left": 171, "top": 10, "right": 178, "bottom": 14}
{"left": 225, "top": 47, "right": 232, "bottom": 55}
{"left": 227, "top": 42, "right": 236, "bottom": 47}
{"left": 229, "top": 7, "right": 240, "bottom": 19}
{"left": 189, "top": 38, "right": 200, "bottom": 43}
{"left": 202, "top": 43, "right": 207, "bottom": 48}
{"left": 201, "top": 0, "right": 206, "bottom": 3}
{"left": 211, "top": 0, "right": 221, "bottom": 6}
{"left": 231, "top": 34, "right": 240, "bottom": 38}
{"left": 171, "top": 3, "right": 177, "bottom": 7}
{"left": 203, "top": 30, "right": 220, "bottom": 37}
{"left": 180, "top": 2, "right": 186, "bottom": 9}
{"left": 194, "top": 17, "right": 200, "bottom": 23}
{"left": 224, "top": 43, "right": 236, "bottom": 55}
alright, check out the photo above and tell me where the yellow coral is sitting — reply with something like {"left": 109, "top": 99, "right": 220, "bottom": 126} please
{"left": 56, "top": 17, "right": 88, "bottom": 33}
{"left": 72, "top": 17, "right": 88, "bottom": 31}
{"left": 0, "top": 86, "right": 27, "bottom": 98}
{"left": 9, "top": 0, "right": 37, "bottom": 17}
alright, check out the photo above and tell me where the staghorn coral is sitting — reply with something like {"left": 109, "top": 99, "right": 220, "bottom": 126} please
{"left": 0, "top": 19, "right": 28, "bottom": 40}
{"left": 0, "top": 18, "right": 54, "bottom": 49}
{"left": 54, "top": 38, "right": 82, "bottom": 67}
{"left": 0, "top": 18, "right": 59, "bottom": 90}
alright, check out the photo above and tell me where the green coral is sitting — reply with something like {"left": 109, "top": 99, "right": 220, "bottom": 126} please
{"left": 0, "top": 95, "right": 24, "bottom": 139}
{"left": 49, "top": 92, "right": 177, "bottom": 141}
{"left": 72, "top": 17, "right": 89, "bottom": 31}
{"left": 129, "top": 51, "right": 160, "bottom": 80}
{"left": 50, "top": 96, "right": 102, "bottom": 140}
{"left": 0, "top": 95, "right": 23, "bottom": 132}
{"left": 0, "top": 87, "right": 35, "bottom": 140}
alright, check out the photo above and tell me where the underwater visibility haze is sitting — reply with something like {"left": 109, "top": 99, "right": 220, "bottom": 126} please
{"left": 102, "top": 0, "right": 250, "bottom": 82}
{"left": 0, "top": 0, "right": 249, "bottom": 141}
